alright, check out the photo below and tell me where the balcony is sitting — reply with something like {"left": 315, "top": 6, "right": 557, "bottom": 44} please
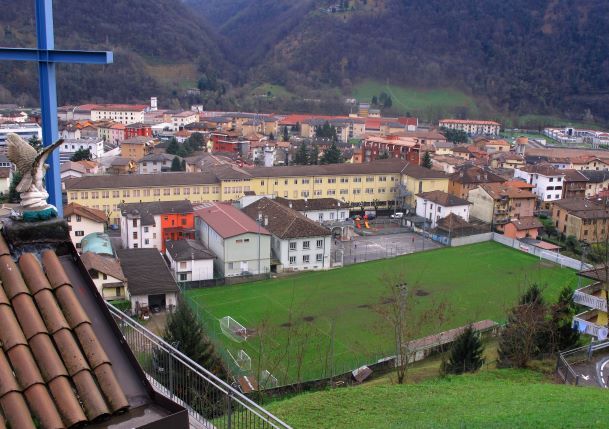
{"left": 573, "top": 309, "right": 609, "bottom": 339}
{"left": 574, "top": 282, "right": 608, "bottom": 312}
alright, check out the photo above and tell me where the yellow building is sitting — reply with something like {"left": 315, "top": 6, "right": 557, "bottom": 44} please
{"left": 65, "top": 160, "right": 431, "bottom": 223}
{"left": 573, "top": 269, "right": 609, "bottom": 340}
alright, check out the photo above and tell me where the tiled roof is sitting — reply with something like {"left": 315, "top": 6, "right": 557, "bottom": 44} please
{"left": 553, "top": 198, "right": 609, "bottom": 220}
{"left": 122, "top": 136, "right": 152, "bottom": 145}
{"left": 119, "top": 200, "right": 193, "bottom": 226}
{"left": 517, "top": 164, "right": 564, "bottom": 176}
{"left": 450, "top": 166, "right": 506, "bottom": 184}
{"left": 116, "top": 248, "right": 179, "bottom": 296}
{"left": 417, "top": 190, "right": 471, "bottom": 207}
{"left": 65, "top": 171, "right": 220, "bottom": 190}
{"left": 509, "top": 216, "right": 543, "bottom": 231}
{"left": 60, "top": 161, "right": 88, "bottom": 174}
{"left": 247, "top": 159, "right": 410, "bottom": 178}
{"left": 562, "top": 169, "right": 589, "bottom": 183}
{"left": 64, "top": 203, "right": 108, "bottom": 224}
{"left": 439, "top": 119, "right": 500, "bottom": 125}
{"left": 580, "top": 170, "right": 609, "bottom": 183}
{"left": 0, "top": 236, "right": 128, "bottom": 428}
{"left": 92, "top": 104, "right": 148, "bottom": 112}
{"left": 480, "top": 183, "right": 536, "bottom": 200}
{"left": 165, "top": 239, "right": 215, "bottom": 262}
{"left": 401, "top": 163, "right": 448, "bottom": 179}
{"left": 242, "top": 198, "right": 332, "bottom": 240}
{"left": 80, "top": 253, "right": 126, "bottom": 282}
{"left": 195, "top": 202, "right": 271, "bottom": 239}
{"left": 274, "top": 197, "right": 348, "bottom": 211}
{"left": 436, "top": 213, "right": 471, "bottom": 230}
{"left": 137, "top": 152, "right": 179, "bottom": 163}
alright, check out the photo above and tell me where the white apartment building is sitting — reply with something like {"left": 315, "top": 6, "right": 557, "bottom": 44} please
{"left": 64, "top": 203, "right": 107, "bottom": 249}
{"left": 274, "top": 197, "right": 349, "bottom": 223}
{"left": 0, "top": 123, "right": 42, "bottom": 153}
{"left": 415, "top": 190, "right": 471, "bottom": 228}
{"left": 91, "top": 104, "right": 147, "bottom": 125}
{"left": 514, "top": 164, "right": 565, "bottom": 203}
{"left": 165, "top": 239, "right": 215, "bottom": 282}
{"left": 242, "top": 198, "right": 332, "bottom": 272}
{"left": 137, "top": 153, "right": 181, "bottom": 174}
{"left": 60, "top": 138, "right": 105, "bottom": 161}
{"left": 168, "top": 111, "right": 199, "bottom": 131}
{"left": 439, "top": 119, "right": 501, "bottom": 136}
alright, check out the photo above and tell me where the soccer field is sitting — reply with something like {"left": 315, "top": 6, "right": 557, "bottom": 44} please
{"left": 185, "top": 242, "right": 579, "bottom": 386}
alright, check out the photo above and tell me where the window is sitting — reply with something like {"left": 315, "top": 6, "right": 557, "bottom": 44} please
{"left": 153, "top": 189, "right": 161, "bottom": 196}
{"left": 314, "top": 190, "right": 322, "bottom": 196}
{"left": 163, "top": 189, "right": 170, "bottom": 196}
{"left": 173, "top": 188, "right": 181, "bottom": 195}
{"left": 289, "top": 256, "right": 296, "bottom": 265}
{"left": 340, "top": 177, "right": 349, "bottom": 183}
{"left": 70, "top": 192, "right": 77, "bottom": 200}
{"left": 340, "top": 189, "right": 348, "bottom": 195}
{"left": 303, "top": 241, "right": 310, "bottom": 250}
{"left": 75, "top": 231, "right": 84, "bottom": 237}
{"left": 132, "top": 219, "right": 137, "bottom": 227}
{"left": 122, "top": 190, "right": 130, "bottom": 198}
{"left": 66, "top": 216, "right": 72, "bottom": 222}
{"left": 316, "top": 254, "right": 323, "bottom": 262}
{"left": 302, "top": 179, "right": 309, "bottom": 184}
{"left": 80, "top": 192, "right": 88, "bottom": 199}
{"left": 289, "top": 242, "right": 297, "bottom": 250}
{"left": 353, "top": 189, "right": 361, "bottom": 194}
{"left": 327, "top": 178, "right": 336, "bottom": 183}
{"left": 353, "top": 177, "right": 362, "bottom": 183}
{"left": 144, "top": 239, "right": 149, "bottom": 245}
{"left": 318, "top": 213, "right": 324, "bottom": 221}
{"left": 179, "top": 262, "right": 187, "bottom": 269}
{"left": 293, "top": 179, "right": 298, "bottom": 184}
{"left": 327, "top": 189, "right": 336, "bottom": 195}
{"left": 314, "top": 178, "right": 323, "bottom": 184}
{"left": 365, "top": 188, "right": 374, "bottom": 194}
{"left": 144, "top": 226, "right": 149, "bottom": 233}
{"left": 378, "top": 188, "right": 386, "bottom": 193}
{"left": 366, "top": 176, "right": 374, "bottom": 182}
{"left": 379, "top": 176, "right": 387, "bottom": 182}
{"left": 303, "top": 255, "right": 310, "bottom": 263}
{"left": 179, "top": 273, "right": 188, "bottom": 281}
{"left": 181, "top": 218, "right": 187, "bottom": 226}
{"left": 317, "top": 239, "right": 323, "bottom": 248}
{"left": 236, "top": 239, "right": 243, "bottom": 243}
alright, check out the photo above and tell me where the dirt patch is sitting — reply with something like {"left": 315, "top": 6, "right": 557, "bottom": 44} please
{"left": 303, "top": 316, "right": 315, "bottom": 322}
{"left": 358, "top": 304, "right": 372, "bottom": 309}
{"left": 415, "top": 289, "right": 430, "bottom": 297}
{"left": 381, "top": 298, "right": 396, "bottom": 305}
{"left": 280, "top": 322, "right": 292, "bottom": 328}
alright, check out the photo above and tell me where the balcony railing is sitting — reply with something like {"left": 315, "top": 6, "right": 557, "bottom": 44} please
{"left": 573, "top": 283, "right": 608, "bottom": 313}
{"left": 572, "top": 309, "right": 609, "bottom": 339}
{"left": 107, "top": 304, "right": 292, "bottom": 429}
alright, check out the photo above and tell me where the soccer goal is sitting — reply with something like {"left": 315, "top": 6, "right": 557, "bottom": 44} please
{"left": 220, "top": 316, "right": 248, "bottom": 342}
{"left": 259, "top": 370, "right": 278, "bottom": 389}
{"left": 227, "top": 349, "right": 252, "bottom": 371}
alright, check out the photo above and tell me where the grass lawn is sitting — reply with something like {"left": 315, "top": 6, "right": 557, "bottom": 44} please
{"left": 250, "top": 83, "right": 295, "bottom": 99}
{"left": 266, "top": 369, "right": 606, "bottom": 428}
{"left": 185, "top": 242, "right": 578, "bottom": 385}
{"left": 352, "top": 80, "right": 481, "bottom": 116}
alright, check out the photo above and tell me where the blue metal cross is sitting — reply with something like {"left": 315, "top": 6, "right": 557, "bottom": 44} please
{"left": 0, "top": 0, "right": 113, "bottom": 216}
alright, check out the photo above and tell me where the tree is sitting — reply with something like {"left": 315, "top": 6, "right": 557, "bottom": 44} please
{"left": 308, "top": 145, "right": 319, "bottom": 165}
{"left": 371, "top": 95, "right": 378, "bottom": 106}
{"left": 28, "top": 136, "right": 42, "bottom": 151}
{"left": 70, "top": 148, "right": 92, "bottom": 162}
{"left": 443, "top": 325, "right": 485, "bottom": 375}
{"left": 421, "top": 151, "right": 432, "bottom": 169}
{"left": 550, "top": 286, "right": 580, "bottom": 351}
{"left": 188, "top": 132, "right": 205, "bottom": 151}
{"left": 282, "top": 126, "right": 289, "bottom": 142}
{"left": 378, "top": 150, "right": 390, "bottom": 159}
{"left": 166, "top": 138, "right": 180, "bottom": 155}
{"left": 320, "top": 142, "right": 343, "bottom": 164}
{"left": 268, "top": 132, "right": 275, "bottom": 141}
{"left": 164, "top": 299, "right": 228, "bottom": 417}
{"left": 171, "top": 156, "right": 183, "bottom": 171}
{"left": 8, "top": 171, "right": 22, "bottom": 203}
{"left": 440, "top": 127, "right": 468, "bottom": 144}
{"left": 294, "top": 142, "right": 309, "bottom": 165}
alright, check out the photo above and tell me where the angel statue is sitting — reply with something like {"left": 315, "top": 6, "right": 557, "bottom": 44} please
{"left": 6, "top": 133, "right": 64, "bottom": 221}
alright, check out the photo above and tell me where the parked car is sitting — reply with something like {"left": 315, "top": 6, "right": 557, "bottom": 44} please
{"left": 390, "top": 212, "right": 404, "bottom": 219}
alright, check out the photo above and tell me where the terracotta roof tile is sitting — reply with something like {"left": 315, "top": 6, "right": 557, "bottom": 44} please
{"left": 0, "top": 233, "right": 129, "bottom": 428}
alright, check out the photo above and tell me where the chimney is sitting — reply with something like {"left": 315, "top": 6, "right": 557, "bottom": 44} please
{"left": 289, "top": 202, "right": 292, "bottom": 209}
{"left": 264, "top": 216, "right": 269, "bottom": 226}
{"left": 150, "top": 96, "right": 158, "bottom": 112}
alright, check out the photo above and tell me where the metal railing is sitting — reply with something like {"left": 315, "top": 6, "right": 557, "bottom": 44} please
{"left": 574, "top": 283, "right": 608, "bottom": 313}
{"left": 557, "top": 340, "right": 609, "bottom": 386}
{"left": 107, "top": 304, "right": 292, "bottom": 429}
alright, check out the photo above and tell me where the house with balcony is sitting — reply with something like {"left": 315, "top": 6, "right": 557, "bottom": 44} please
{"left": 165, "top": 239, "right": 215, "bottom": 282}
{"left": 448, "top": 166, "right": 505, "bottom": 200}
{"left": 514, "top": 164, "right": 565, "bottom": 208}
{"left": 468, "top": 183, "right": 536, "bottom": 230}
{"left": 551, "top": 198, "right": 609, "bottom": 242}
{"left": 573, "top": 269, "right": 609, "bottom": 340}
{"left": 415, "top": 190, "right": 471, "bottom": 229}
{"left": 562, "top": 169, "right": 589, "bottom": 199}
{"left": 274, "top": 196, "right": 350, "bottom": 223}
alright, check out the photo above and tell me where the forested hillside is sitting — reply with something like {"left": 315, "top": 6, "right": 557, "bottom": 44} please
{"left": 0, "top": 0, "right": 231, "bottom": 107}
{"left": 190, "top": 0, "right": 609, "bottom": 123}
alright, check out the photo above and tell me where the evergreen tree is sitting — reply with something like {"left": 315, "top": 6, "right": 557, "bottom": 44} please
{"left": 28, "top": 136, "right": 42, "bottom": 151}
{"left": 294, "top": 142, "right": 309, "bottom": 165}
{"left": 282, "top": 126, "right": 289, "bottom": 142}
{"left": 164, "top": 299, "right": 228, "bottom": 417}
{"left": 70, "top": 148, "right": 92, "bottom": 162}
{"left": 378, "top": 150, "right": 390, "bottom": 160}
{"left": 320, "top": 142, "right": 343, "bottom": 164}
{"left": 519, "top": 283, "right": 544, "bottom": 306}
{"left": 268, "top": 132, "right": 275, "bottom": 141}
{"left": 550, "top": 286, "right": 580, "bottom": 351}
{"left": 371, "top": 95, "right": 378, "bottom": 106}
{"left": 166, "top": 138, "right": 180, "bottom": 155}
{"left": 421, "top": 151, "right": 432, "bottom": 169}
{"left": 443, "top": 325, "right": 485, "bottom": 374}
{"left": 308, "top": 145, "right": 319, "bottom": 165}
{"left": 188, "top": 132, "right": 205, "bottom": 151}
{"left": 8, "top": 172, "right": 22, "bottom": 203}
{"left": 171, "top": 156, "right": 183, "bottom": 171}
{"left": 181, "top": 159, "right": 187, "bottom": 171}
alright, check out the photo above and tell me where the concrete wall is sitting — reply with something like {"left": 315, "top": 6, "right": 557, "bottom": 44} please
{"left": 450, "top": 232, "right": 493, "bottom": 247}
{"left": 67, "top": 216, "right": 105, "bottom": 250}
{"left": 467, "top": 187, "right": 494, "bottom": 223}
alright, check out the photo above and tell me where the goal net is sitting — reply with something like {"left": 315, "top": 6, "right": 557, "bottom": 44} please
{"left": 259, "top": 370, "right": 278, "bottom": 389}
{"left": 220, "top": 316, "right": 248, "bottom": 342}
{"left": 227, "top": 349, "right": 252, "bottom": 371}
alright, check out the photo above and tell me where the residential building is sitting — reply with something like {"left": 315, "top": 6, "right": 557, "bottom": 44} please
{"left": 514, "top": 164, "right": 565, "bottom": 206}
{"left": 242, "top": 198, "right": 332, "bottom": 272}
{"left": 97, "top": 121, "right": 126, "bottom": 145}
{"left": 195, "top": 202, "right": 272, "bottom": 277}
{"left": 431, "top": 155, "right": 468, "bottom": 174}
{"left": 165, "top": 239, "right": 215, "bottom": 282}
{"left": 562, "top": 169, "right": 589, "bottom": 199}
{"left": 91, "top": 104, "right": 147, "bottom": 125}
{"left": 580, "top": 170, "right": 609, "bottom": 197}
{"left": 167, "top": 111, "right": 199, "bottom": 131}
{"left": 439, "top": 119, "right": 501, "bottom": 135}
{"left": 106, "top": 157, "right": 136, "bottom": 175}
{"left": 572, "top": 269, "right": 609, "bottom": 340}
{"left": 117, "top": 248, "right": 180, "bottom": 311}
{"left": 570, "top": 156, "right": 609, "bottom": 171}
{"left": 274, "top": 196, "right": 350, "bottom": 223}
{"left": 125, "top": 122, "right": 153, "bottom": 139}
{"left": 64, "top": 203, "right": 107, "bottom": 249}
{"left": 468, "top": 183, "right": 536, "bottom": 229}
{"left": 80, "top": 251, "right": 127, "bottom": 301}
{"left": 355, "top": 135, "right": 420, "bottom": 164}
{"left": 503, "top": 217, "right": 543, "bottom": 239}
{"left": 65, "top": 160, "right": 412, "bottom": 220}
{"left": 448, "top": 166, "right": 505, "bottom": 200}
{"left": 415, "top": 190, "right": 471, "bottom": 228}
{"left": 552, "top": 198, "right": 609, "bottom": 242}
{"left": 490, "top": 152, "right": 526, "bottom": 169}
{"left": 119, "top": 200, "right": 194, "bottom": 251}
{"left": 0, "top": 154, "right": 13, "bottom": 195}
{"left": 59, "top": 137, "right": 104, "bottom": 161}
{"left": 121, "top": 136, "right": 153, "bottom": 160}
{"left": 481, "top": 139, "right": 511, "bottom": 153}
{"left": 137, "top": 153, "right": 182, "bottom": 174}
{"left": 0, "top": 123, "right": 42, "bottom": 153}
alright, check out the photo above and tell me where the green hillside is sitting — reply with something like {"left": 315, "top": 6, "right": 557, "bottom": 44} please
{"left": 267, "top": 369, "right": 606, "bottom": 428}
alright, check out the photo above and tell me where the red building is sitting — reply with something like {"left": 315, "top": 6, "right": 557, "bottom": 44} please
{"left": 211, "top": 131, "right": 249, "bottom": 155}
{"left": 354, "top": 135, "right": 420, "bottom": 164}
{"left": 125, "top": 122, "right": 153, "bottom": 139}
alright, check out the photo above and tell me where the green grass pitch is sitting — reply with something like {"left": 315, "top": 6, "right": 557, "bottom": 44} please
{"left": 185, "top": 242, "right": 579, "bottom": 385}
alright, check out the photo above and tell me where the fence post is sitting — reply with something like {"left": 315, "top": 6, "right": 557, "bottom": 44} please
{"left": 575, "top": 375, "right": 580, "bottom": 386}
{"left": 588, "top": 343, "right": 593, "bottom": 360}
{"left": 227, "top": 390, "right": 233, "bottom": 429}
